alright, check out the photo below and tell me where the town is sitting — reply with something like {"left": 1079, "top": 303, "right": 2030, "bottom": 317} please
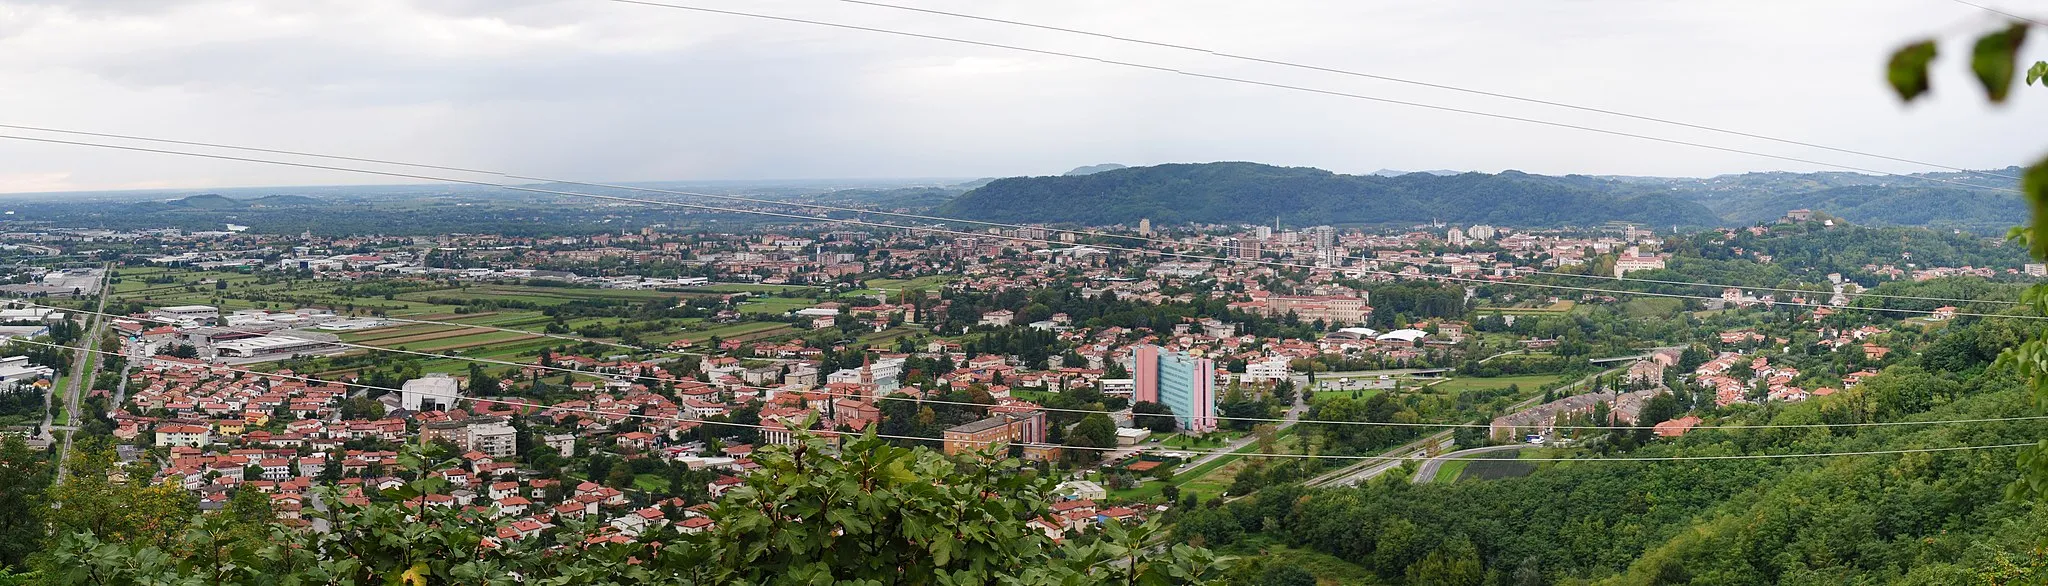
{"left": 0, "top": 202, "right": 2033, "bottom": 559}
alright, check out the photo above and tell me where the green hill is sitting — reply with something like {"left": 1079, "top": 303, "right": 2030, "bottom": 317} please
{"left": 151, "top": 193, "right": 323, "bottom": 210}
{"left": 936, "top": 162, "right": 1720, "bottom": 228}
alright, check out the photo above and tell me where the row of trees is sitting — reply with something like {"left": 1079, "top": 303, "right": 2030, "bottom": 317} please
{"left": 18, "top": 431, "right": 1235, "bottom": 585}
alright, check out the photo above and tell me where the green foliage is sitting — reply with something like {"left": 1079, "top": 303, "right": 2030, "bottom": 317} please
{"left": 37, "top": 430, "right": 1227, "bottom": 585}
{"left": 1886, "top": 40, "right": 1938, "bottom": 101}
{"left": 1970, "top": 23, "right": 2030, "bottom": 103}
{"left": 2029, "top": 60, "right": 2048, "bottom": 86}
{"left": 938, "top": 162, "right": 1720, "bottom": 227}
{"left": 0, "top": 437, "right": 46, "bottom": 569}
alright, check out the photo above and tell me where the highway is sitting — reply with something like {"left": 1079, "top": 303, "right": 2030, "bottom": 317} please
{"left": 1298, "top": 365, "right": 1625, "bottom": 488}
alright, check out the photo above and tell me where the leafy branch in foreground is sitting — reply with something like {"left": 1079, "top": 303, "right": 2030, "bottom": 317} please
{"left": 1891, "top": 15, "right": 2048, "bottom": 501}
{"left": 35, "top": 426, "right": 1226, "bottom": 585}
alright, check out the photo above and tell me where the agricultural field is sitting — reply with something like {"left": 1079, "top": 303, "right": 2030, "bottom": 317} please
{"left": 1474, "top": 299, "right": 1577, "bottom": 315}
{"left": 393, "top": 284, "right": 717, "bottom": 308}
{"left": 110, "top": 268, "right": 467, "bottom": 316}
{"left": 695, "top": 283, "right": 823, "bottom": 294}
{"left": 1454, "top": 450, "right": 1536, "bottom": 482}
{"left": 1424, "top": 373, "right": 1566, "bottom": 395}
{"left": 863, "top": 275, "right": 959, "bottom": 291}
{"left": 1620, "top": 297, "right": 1686, "bottom": 318}
{"left": 736, "top": 297, "right": 816, "bottom": 315}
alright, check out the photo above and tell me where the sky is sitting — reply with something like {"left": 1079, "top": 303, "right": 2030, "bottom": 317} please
{"left": 0, "top": 0, "right": 2044, "bottom": 193}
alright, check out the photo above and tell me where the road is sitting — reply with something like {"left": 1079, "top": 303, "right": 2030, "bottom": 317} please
{"left": 1169, "top": 390, "right": 1309, "bottom": 472}
{"left": 1300, "top": 365, "right": 1625, "bottom": 488}
{"left": 106, "top": 362, "right": 133, "bottom": 417}
{"left": 1410, "top": 444, "right": 1529, "bottom": 484}
{"left": 1302, "top": 430, "right": 1451, "bottom": 488}
{"left": 53, "top": 262, "right": 112, "bottom": 481}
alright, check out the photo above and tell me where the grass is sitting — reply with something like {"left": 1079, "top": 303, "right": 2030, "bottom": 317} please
{"left": 1460, "top": 450, "right": 1535, "bottom": 481}
{"left": 1153, "top": 426, "right": 1303, "bottom": 503}
{"left": 1152, "top": 431, "right": 1242, "bottom": 449}
{"left": 737, "top": 297, "right": 816, "bottom": 315}
{"left": 632, "top": 474, "right": 669, "bottom": 493}
{"left": 1219, "top": 541, "right": 1383, "bottom": 586}
{"left": 696, "top": 283, "right": 822, "bottom": 293}
{"left": 1426, "top": 373, "right": 1566, "bottom": 395}
{"left": 1308, "top": 388, "right": 1381, "bottom": 404}
{"left": 863, "top": 275, "right": 959, "bottom": 291}
{"left": 1621, "top": 297, "right": 1684, "bottom": 318}
{"left": 1478, "top": 299, "right": 1577, "bottom": 315}
{"left": 1431, "top": 459, "right": 1471, "bottom": 484}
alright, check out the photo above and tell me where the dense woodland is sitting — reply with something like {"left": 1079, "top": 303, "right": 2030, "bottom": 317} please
{"left": 1174, "top": 316, "right": 2048, "bottom": 584}
{"left": 938, "top": 163, "right": 1720, "bottom": 227}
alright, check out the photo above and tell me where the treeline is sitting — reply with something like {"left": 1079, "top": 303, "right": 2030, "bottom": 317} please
{"left": 13, "top": 433, "right": 1230, "bottom": 585}
{"left": 1176, "top": 317, "right": 2048, "bottom": 584}
{"left": 1364, "top": 281, "right": 1467, "bottom": 329}
{"left": 937, "top": 162, "right": 1720, "bottom": 227}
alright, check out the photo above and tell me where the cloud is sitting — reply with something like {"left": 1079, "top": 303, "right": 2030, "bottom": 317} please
{"left": 0, "top": 0, "right": 2043, "bottom": 193}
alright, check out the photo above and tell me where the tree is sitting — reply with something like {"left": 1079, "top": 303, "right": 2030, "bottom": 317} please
{"left": 1638, "top": 392, "right": 1682, "bottom": 427}
{"left": 1405, "top": 538, "right": 1483, "bottom": 586}
{"left": 606, "top": 463, "right": 636, "bottom": 490}
{"left": 1132, "top": 401, "right": 1178, "bottom": 433}
{"left": 1068, "top": 413, "right": 1117, "bottom": 450}
{"left": 1259, "top": 564, "right": 1316, "bottom": 586}
{"left": 44, "top": 439, "right": 195, "bottom": 552}
{"left": 40, "top": 430, "right": 1228, "bottom": 585}
{"left": 466, "top": 363, "right": 501, "bottom": 396}
{"left": 0, "top": 436, "right": 46, "bottom": 568}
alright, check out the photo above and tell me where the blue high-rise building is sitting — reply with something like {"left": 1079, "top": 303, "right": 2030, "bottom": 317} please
{"left": 1133, "top": 345, "right": 1217, "bottom": 432}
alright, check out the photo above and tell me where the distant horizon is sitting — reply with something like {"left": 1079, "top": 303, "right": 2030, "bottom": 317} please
{"left": 0, "top": 159, "right": 2029, "bottom": 199}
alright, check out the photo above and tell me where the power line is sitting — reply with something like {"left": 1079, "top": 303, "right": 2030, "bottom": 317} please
{"left": 831, "top": 0, "right": 2021, "bottom": 181}
{"left": 1946, "top": 0, "right": 2048, "bottom": 26}
{"left": 18, "top": 335, "right": 2036, "bottom": 461}
{"left": 3, "top": 131, "right": 2039, "bottom": 325}
{"left": 599, "top": 0, "right": 2022, "bottom": 195}
{"left": 0, "top": 123, "right": 2020, "bottom": 308}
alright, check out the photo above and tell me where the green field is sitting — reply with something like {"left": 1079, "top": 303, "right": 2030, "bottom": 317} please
{"left": 1426, "top": 374, "right": 1566, "bottom": 395}
{"left": 1476, "top": 300, "right": 1577, "bottom": 315}
{"left": 1458, "top": 450, "right": 1535, "bottom": 482}
{"left": 1620, "top": 297, "right": 1685, "bottom": 318}
{"left": 737, "top": 297, "right": 817, "bottom": 315}
{"left": 1123, "top": 427, "right": 1304, "bottom": 503}
{"left": 695, "top": 283, "right": 823, "bottom": 294}
{"left": 394, "top": 285, "right": 715, "bottom": 308}
{"left": 1309, "top": 388, "right": 1382, "bottom": 404}
{"left": 864, "top": 275, "right": 959, "bottom": 291}
{"left": 633, "top": 474, "right": 668, "bottom": 493}
{"left": 1432, "top": 459, "right": 1471, "bottom": 484}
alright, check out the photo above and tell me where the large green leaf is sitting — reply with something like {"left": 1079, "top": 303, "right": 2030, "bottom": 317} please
{"left": 1971, "top": 23, "right": 2030, "bottom": 103}
{"left": 1886, "top": 40, "right": 1939, "bottom": 102}
{"left": 2030, "top": 157, "right": 2048, "bottom": 260}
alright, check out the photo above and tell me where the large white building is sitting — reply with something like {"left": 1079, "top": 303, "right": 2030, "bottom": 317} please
{"left": 1242, "top": 357, "right": 1294, "bottom": 383}
{"left": 0, "top": 356, "right": 53, "bottom": 386}
{"left": 401, "top": 375, "right": 463, "bottom": 412}
{"left": 211, "top": 336, "right": 337, "bottom": 359}
{"left": 149, "top": 305, "right": 219, "bottom": 325}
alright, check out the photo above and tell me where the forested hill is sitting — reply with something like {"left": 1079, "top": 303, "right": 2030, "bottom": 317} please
{"left": 935, "top": 162, "right": 1721, "bottom": 228}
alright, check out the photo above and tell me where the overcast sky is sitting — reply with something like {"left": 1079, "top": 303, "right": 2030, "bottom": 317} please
{"left": 0, "top": 0, "right": 2044, "bottom": 193}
